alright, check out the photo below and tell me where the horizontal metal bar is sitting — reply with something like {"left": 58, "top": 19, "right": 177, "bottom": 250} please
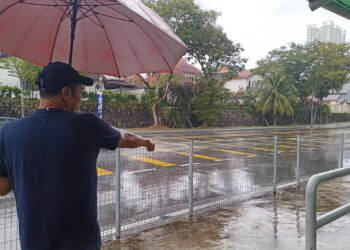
{"left": 317, "top": 203, "right": 350, "bottom": 229}
{"left": 306, "top": 167, "right": 350, "bottom": 192}
{"left": 305, "top": 167, "right": 350, "bottom": 250}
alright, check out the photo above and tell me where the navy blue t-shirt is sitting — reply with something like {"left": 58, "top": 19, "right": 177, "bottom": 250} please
{"left": 0, "top": 109, "right": 121, "bottom": 250}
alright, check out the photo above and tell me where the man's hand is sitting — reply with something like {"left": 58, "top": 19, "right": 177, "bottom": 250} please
{"left": 0, "top": 177, "right": 12, "bottom": 196}
{"left": 119, "top": 131, "right": 155, "bottom": 151}
{"left": 144, "top": 139, "right": 155, "bottom": 152}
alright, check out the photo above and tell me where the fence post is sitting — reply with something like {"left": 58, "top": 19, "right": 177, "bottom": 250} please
{"left": 189, "top": 141, "right": 194, "bottom": 218}
{"left": 296, "top": 135, "right": 301, "bottom": 186}
{"left": 339, "top": 133, "right": 345, "bottom": 168}
{"left": 273, "top": 136, "right": 278, "bottom": 195}
{"left": 115, "top": 147, "right": 121, "bottom": 239}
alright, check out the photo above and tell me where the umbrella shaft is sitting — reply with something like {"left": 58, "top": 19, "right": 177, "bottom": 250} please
{"left": 69, "top": 0, "right": 79, "bottom": 66}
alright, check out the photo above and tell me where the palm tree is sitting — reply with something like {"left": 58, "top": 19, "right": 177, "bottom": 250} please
{"left": 256, "top": 71, "right": 298, "bottom": 126}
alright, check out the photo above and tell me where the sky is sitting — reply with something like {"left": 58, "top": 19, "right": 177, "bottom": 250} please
{"left": 197, "top": 0, "right": 350, "bottom": 69}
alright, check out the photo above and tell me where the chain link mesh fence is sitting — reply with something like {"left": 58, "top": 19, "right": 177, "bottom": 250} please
{"left": 0, "top": 131, "right": 346, "bottom": 249}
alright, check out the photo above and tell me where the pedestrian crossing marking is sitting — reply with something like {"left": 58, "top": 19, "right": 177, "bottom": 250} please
{"left": 213, "top": 149, "right": 257, "bottom": 157}
{"left": 97, "top": 167, "right": 113, "bottom": 176}
{"left": 242, "top": 146, "right": 285, "bottom": 154}
{"left": 133, "top": 156, "right": 176, "bottom": 167}
{"left": 177, "top": 152, "right": 222, "bottom": 161}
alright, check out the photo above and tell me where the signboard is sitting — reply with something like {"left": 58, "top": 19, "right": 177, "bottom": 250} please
{"left": 97, "top": 92, "right": 103, "bottom": 118}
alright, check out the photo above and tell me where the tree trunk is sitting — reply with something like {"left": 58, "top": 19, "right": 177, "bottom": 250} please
{"left": 273, "top": 116, "right": 277, "bottom": 126}
{"left": 320, "top": 98, "right": 323, "bottom": 124}
{"left": 152, "top": 103, "right": 160, "bottom": 127}
{"left": 151, "top": 74, "right": 172, "bottom": 127}
{"left": 310, "top": 94, "right": 314, "bottom": 127}
{"left": 313, "top": 100, "right": 319, "bottom": 125}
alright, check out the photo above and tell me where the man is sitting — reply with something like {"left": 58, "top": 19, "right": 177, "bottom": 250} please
{"left": 0, "top": 62, "right": 155, "bottom": 250}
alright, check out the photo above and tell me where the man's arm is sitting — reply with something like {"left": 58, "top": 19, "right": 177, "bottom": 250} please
{"left": 118, "top": 131, "right": 155, "bottom": 151}
{"left": 0, "top": 177, "right": 12, "bottom": 196}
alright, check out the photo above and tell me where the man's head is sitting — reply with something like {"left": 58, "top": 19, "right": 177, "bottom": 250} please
{"left": 36, "top": 62, "right": 94, "bottom": 112}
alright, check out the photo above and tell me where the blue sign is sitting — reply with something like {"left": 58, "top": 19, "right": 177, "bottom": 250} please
{"left": 97, "top": 92, "right": 103, "bottom": 116}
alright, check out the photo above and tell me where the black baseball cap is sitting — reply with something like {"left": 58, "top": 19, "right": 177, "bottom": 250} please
{"left": 36, "top": 61, "right": 94, "bottom": 93}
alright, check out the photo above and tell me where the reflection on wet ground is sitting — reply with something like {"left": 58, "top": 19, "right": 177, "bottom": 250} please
{"left": 103, "top": 176, "right": 350, "bottom": 250}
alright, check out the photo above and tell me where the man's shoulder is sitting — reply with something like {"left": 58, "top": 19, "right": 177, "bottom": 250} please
{"left": 74, "top": 112, "right": 99, "bottom": 123}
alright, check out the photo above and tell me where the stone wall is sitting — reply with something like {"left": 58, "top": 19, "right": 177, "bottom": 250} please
{"left": 0, "top": 98, "right": 153, "bottom": 128}
{"left": 217, "top": 109, "right": 263, "bottom": 127}
{"left": 1, "top": 98, "right": 350, "bottom": 128}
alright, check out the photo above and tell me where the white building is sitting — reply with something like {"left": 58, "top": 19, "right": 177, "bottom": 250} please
{"left": 307, "top": 21, "right": 346, "bottom": 44}
{"left": 224, "top": 70, "right": 263, "bottom": 93}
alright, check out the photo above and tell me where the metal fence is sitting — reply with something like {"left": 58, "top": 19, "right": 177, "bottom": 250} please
{"left": 0, "top": 132, "right": 347, "bottom": 249}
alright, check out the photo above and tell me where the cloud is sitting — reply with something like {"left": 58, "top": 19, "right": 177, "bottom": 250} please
{"left": 197, "top": 0, "right": 350, "bottom": 68}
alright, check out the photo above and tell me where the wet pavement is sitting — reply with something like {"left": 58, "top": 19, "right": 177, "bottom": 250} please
{"left": 103, "top": 176, "right": 350, "bottom": 250}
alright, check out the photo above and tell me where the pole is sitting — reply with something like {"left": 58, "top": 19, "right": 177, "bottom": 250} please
{"left": 189, "top": 141, "right": 194, "bottom": 217}
{"left": 339, "top": 133, "right": 345, "bottom": 168}
{"left": 305, "top": 181, "right": 317, "bottom": 250}
{"left": 115, "top": 148, "right": 121, "bottom": 239}
{"left": 20, "top": 81, "right": 24, "bottom": 118}
{"left": 69, "top": 0, "right": 79, "bottom": 65}
{"left": 273, "top": 136, "right": 278, "bottom": 195}
{"left": 297, "top": 135, "right": 301, "bottom": 186}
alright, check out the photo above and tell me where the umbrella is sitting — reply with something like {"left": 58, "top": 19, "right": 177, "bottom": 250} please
{"left": 0, "top": 0, "right": 188, "bottom": 76}
{"left": 308, "top": 0, "right": 350, "bottom": 20}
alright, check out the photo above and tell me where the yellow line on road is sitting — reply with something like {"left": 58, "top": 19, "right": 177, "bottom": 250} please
{"left": 242, "top": 146, "right": 285, "bottom": 154}
{"left": 213, "top": 149, "right": 257, "bottom": 157}
{"left": 177, "top": 152, "right": 222, "bottom": 161}
{"left": 133, "top": 156, "right": 176, "bottom": 167}
{"left": 97, "top": 167, "right": 113, "bottom": 176}
{"left": 156, "top": 140, "right": 208, "bottom": 149}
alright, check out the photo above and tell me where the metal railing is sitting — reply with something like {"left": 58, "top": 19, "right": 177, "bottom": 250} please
{"left": 305, "top": 167, "right": 350, "bottom": 250}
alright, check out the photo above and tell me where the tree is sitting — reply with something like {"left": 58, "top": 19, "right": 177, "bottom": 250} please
{"left": 304, "top": 42, "right": 350, "bottom": 124}
{"left": 143, "top": 0, "right": 246, "bottom": 77}
{"left": 192, "top": 78, "right": 230, "bottom": 127}
{"left": 167, "top": 80, "right": 196, "bottom": 127}
{"left": 256, "top": 71, "right": 298, "bottom": 126}
{"left": 0, "top": 57, "right": 41, "bottom": 117}
{"left": 255, "top": 42, "right": 350, "bottom": 125}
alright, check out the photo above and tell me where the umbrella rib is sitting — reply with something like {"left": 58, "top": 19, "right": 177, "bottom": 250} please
{"left": 49, "top": 3, "right": 71, "bottom": 62}
{"left": 94, "top": 14, "right": 121, "bottom": 76}
{"left": 0, "top": 0, "right": 23, "bottom": 16}
{"left": 94, "top": 0, "right": 173, "bottom": 72}
{"left": 78, "top": 5, "right": 130, "bottom": 22}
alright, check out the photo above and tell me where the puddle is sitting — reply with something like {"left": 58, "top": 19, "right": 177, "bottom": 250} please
{"left": 102, "top": 177, "right": 350, "bottom": 250}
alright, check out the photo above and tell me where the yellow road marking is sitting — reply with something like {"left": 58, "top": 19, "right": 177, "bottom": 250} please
{"left": 213, "top": 149, "right": 257, "bottom": 157}
{"left": 242, "top": 146, "right": 284, "bottom": 153}
{"left": 156, "top": 140, "right": 208, "bottom": 149}
{"left": 177, "top": 152, "right": 222, "bottom": 161}
{"left": 97, "top": 167, "right": 113, "bottom": 176}
{"left": 133, "top": 156, "right": 176, "bottom": 167}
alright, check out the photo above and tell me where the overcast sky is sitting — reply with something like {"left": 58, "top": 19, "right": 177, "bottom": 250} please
{"left": 197, "top": 0, "right": 350, "bottom": 69}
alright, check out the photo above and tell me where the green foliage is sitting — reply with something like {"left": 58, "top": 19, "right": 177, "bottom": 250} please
{"left": 81, "top": 90, "right": 139, "bottom": 105}
{"left": 1, "top": 57, "right": 41, "bottom": 87}
{"left": 192, "top": 78, "right": 230, "bottom": 126}
{"left": 167, "top": 81, "right": 196, "bottom": 127}
{"left": 143, "top": 0, "right": 246, "bottom": 77}
{"left": 256, "top": 71, "right": 298, "bottom": 125}
{"left": 140, "top": 89, "right": 156, "bottom": 108}
{"left": 0, "top": 85, "right": 22, "bottom": 99}
{"left": 255, "top": 42, "right": 350, "bottom": 124}
{"left": 239, "top": 90, "right": 257, "bottom": 114}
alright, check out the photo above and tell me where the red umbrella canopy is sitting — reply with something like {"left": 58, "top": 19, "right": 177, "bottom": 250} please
{"left": 0, "top": 0, "right": 188, "bottom": 76}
